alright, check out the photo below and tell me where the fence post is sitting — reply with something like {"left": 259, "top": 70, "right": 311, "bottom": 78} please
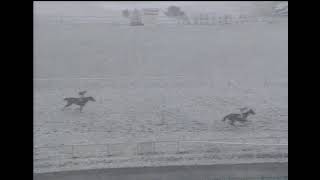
{"left": 254, "top": 148, "right": 257, "bottom": 160}
{"left": 106, "top": 144, "right": 110, "bottom": 156}
{"left": 136, "top": 143, "right": 139, "bottom": 155}
{"left": 71, "top": 145, "right": 75, "bottom": 158}
{"left": 176, "top": 141, "right": 180, "bottom": 153}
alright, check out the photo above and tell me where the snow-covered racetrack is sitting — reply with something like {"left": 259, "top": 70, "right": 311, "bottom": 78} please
{"left": 34, "top": 17, "right": 288, "bottom": 173}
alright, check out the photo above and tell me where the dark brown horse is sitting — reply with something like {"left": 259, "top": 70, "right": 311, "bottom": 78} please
{"left": 63, "top": 96, "right": 95, "bottom": 112}
{"left": 222, "top": 109, "right": 255, "bottom": 125}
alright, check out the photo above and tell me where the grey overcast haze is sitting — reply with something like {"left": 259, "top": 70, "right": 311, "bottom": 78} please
{"left": 34, "top": 1, "right": 281, "bottom": 16}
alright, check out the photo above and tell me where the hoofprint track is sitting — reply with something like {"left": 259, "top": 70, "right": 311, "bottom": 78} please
{"left": 34, "top": 17, "right": 288, "bottom": 173}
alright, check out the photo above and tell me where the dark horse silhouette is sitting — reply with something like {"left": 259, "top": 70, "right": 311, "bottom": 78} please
{"left": 63, "top": 96, "right": 95, "bottom": 112}
{"left": 222, "top": 109, "right": 255, "bottom": 126}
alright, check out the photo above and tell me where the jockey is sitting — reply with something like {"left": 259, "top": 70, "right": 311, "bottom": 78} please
{"left": 239, "top": 107, "right": 249, "bottom": 119}
{"left": 78, "top": 91, "right": 87, "bottom": 101}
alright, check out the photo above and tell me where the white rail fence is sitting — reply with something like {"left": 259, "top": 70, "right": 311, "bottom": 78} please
{"left": 34, "top": 77, "right": 287, "bottom": 91}
{"left": 34, "top": 137, "right": 288, "bottom": 161}
{"left": 35, "top": 15, "right": 276, "bottom": 25}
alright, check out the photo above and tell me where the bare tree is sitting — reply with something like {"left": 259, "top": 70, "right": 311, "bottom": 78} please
{"left": 164, "top": 6, "right": 185, "bottom": 17}
{"left": 122, "top": 9, "right": 130, "bottom": 18}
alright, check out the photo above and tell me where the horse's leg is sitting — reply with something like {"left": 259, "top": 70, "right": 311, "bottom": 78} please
{"left": 62, "top": 102, "right": 72, "bottom": 110}
{"left": 79, "top": 105, "right": 83, "bottom": 113}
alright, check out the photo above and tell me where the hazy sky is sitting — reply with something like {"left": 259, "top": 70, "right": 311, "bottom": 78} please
{"left": 34, "top": 1, "right": 280, "bottom": 16}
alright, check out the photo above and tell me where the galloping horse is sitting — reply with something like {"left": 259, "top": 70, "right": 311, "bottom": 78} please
{"left": 62, "top": 96, "right": 95, "bottom": 112}
{"left": 222, "top": 109, "right": 255, "bottom": 126}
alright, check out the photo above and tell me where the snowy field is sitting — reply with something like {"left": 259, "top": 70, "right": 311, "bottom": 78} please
{"left": 34, "top": 17, "right": 288, "bottom": 172}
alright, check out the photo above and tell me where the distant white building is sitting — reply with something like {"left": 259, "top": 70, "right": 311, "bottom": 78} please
{"left": 127, "top": 8, "right": 162, "bottom": 26}
{"left": 141, "top": 8, "right": 159, "bottom": 25}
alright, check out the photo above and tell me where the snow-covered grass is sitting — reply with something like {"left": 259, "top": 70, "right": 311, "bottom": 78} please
{"left": 34, "top": 17, "right": 288, "bottom": 172}
{"left": 34, "top": 148, "right": 288, "bottom": 173}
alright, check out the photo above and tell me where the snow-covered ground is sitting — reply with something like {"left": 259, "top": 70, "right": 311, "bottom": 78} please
{"left": 34, "top": 17, "right": 288, "bottom": 173}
